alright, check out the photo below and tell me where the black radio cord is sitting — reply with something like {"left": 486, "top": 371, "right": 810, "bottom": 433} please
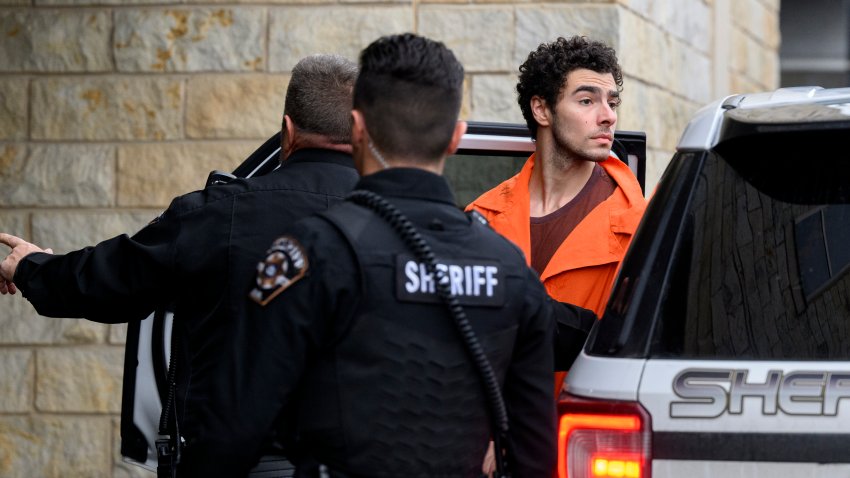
{"left": 347, "top": 190, "right": 512, "bottom": 478}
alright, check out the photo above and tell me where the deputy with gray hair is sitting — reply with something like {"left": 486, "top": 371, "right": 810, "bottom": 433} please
{"left": 0, "top": 54, "right": 360, "bottom": 477}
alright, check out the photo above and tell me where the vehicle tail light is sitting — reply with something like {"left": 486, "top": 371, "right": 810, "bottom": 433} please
{"left": 558, "top": 393, "right": 651, "bottom": 478}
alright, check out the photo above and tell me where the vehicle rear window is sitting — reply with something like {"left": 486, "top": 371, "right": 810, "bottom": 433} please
{"left": 653, "top": 141, "right": 850, "bottom": 360}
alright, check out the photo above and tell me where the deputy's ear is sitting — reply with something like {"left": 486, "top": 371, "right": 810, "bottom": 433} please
{"left": 281, "top": 115, "right": 296, "bottom": 157}
{"left": 530, "top": 96, "right": 551, "bottom": 127}
{"left": 445, "top": 121, "right": 467, "bottom": 156}
{"left": 351, "top": 110, "right": 367, "bottom": 146}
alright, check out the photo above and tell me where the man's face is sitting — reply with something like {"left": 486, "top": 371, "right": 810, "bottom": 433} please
{"left": 548, "top": 68, "right": 619, "bottom": 164}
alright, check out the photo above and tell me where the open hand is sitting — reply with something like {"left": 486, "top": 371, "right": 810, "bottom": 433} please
{"left": 0, "top": 233, "right": 52, "bottom": 295}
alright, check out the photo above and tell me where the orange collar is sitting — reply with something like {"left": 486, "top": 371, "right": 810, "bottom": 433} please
{"left": 471, "top": 153, "right": 645, "bottom": 280}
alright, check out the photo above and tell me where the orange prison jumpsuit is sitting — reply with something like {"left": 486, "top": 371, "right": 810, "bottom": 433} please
{"left": 467, "top": 153, "right": 647, "bottom": 394}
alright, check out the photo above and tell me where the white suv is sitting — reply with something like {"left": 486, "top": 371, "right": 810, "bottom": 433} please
{"left": 560, "top": 87, "right": 850, "bottom": 478}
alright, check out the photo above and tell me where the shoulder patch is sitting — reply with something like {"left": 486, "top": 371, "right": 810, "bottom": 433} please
{"left": 249, "top": 236, "right": 309, "bottom": 306}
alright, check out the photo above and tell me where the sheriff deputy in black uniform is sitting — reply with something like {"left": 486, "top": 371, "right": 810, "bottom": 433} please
{"left": 247, "top": 34, "right": 595, "bottom": 477}
{"left": 0, "top": 54, "right": 360, "bottom": 477}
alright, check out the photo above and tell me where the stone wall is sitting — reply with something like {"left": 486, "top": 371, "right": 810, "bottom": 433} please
{"left": 0, "top": 0, "right": 779, "bottom": 476}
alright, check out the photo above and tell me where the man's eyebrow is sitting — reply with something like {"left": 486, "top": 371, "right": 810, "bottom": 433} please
{"left": 571, "top": 85, "right": 620, "bottom": 98}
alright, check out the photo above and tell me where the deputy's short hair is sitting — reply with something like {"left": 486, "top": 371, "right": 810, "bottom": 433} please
{"left": 284, "top": 54, "right": 359, "bottom": 145}
{"left": 354, "top": 33, "right": 464, "bottom": 163}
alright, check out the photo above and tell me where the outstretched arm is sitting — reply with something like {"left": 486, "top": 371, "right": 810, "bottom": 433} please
{"left": 0, "top": 233, "right": 53, "bottom": 295}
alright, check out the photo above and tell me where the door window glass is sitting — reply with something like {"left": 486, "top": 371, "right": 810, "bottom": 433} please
{"left": 655, "top": 152, "right": 850, "bottom": 360}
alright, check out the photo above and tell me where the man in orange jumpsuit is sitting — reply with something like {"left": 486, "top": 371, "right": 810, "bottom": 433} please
{"left": 467, "top": 36, "right": 646, "bottom": 395}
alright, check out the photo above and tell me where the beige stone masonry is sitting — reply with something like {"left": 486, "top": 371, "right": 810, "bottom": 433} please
{"left": 38, "top": 0, "right": 176, "bottom": 5}
{"left": 341, "top": 0, "right": 412, "bottom": 3}
{"left": 761, "top": 48, "right": 779, "bottom": 89}
{"left": 618, "top": 8, "right": 652, "bottom": 80}
{"left": 731, "top": 27, "right": 766, "bottom": 87}
{"left": 645, "top": 147, "right": 671, "bottom": 189}
{"left": 0, "top": 143, "right": 115, "bottom": 207}
{"left": 268, "top": 6, "right": 413, "bottom": 71}
{"left": 615, "top": 74, "right": 652, "bottom": 133}
{"left": 419, "top": 6, "right": 514, "bottom": 72}
{"left": 470, "top": 74, "right": 523, "bottom": 123}
{"left": 184, "top": 0, "right": 332, "bottom": 4}
{"left": 732, "top": 0, "right": 779, "bottom": 49}
{"left": 32, "top": 77, "right": 183, "bottom": 141}
{"left": 661, "top": 0, "right": 710, "bottom": 53}
{"left": 187, "top": 74, "right": 290, "bottom": 139}
{"left": 761, "top": 0, "right": 780, "bottom": 12}
{"left": 420, "top": 0, "right": 488, "bottom": 5}
{"left": 620, "top": 0, "right": 667, "bottom": 20}
{"left": 469, "top": 0, "right": 537, "bottom": 4}
{"left": 0, "top": 212, "right": 26, "bottom": 240}
{"left": 36, "top": 346, "right": 124, "bottom": 413}
{"left": 0, "top": 294, "right": 108, "bottom": 345}
{"left": 117, "top": 141, "right": 256, "bottom": 207}
{"left": 114, "top": 8, "right": 266, "bottom": 72}
{"left": 730, "top": 73, "right": 768, "bottom": 98}
{"left": 32, "top": 211, "right": 154, "bottom": 252}
{"left": 0, "top": 79, "right": 27, "bottom": 140}
{"left": 515, "top": 5, "right": 620, "bottom": 65}
{"left": 616, "top": 76, "right": 700, "bottom": 179}
{"left": 0, "top": 350, "right": 34, "bottom": 413}
{"left": 459, "top": 77, "right": 473, "bottom": 120}
{"left": 109, "top": 322, "right": 131, "bottom": 345}
{"left": 620, "top": 8, "right": 713, "bottom": 103}
{"left": 763, "top": 8, "right": 780, "bottom": 51}
{"left": 0, "top": 10, "right": 112, "bottom": 72}
{"left": 0, "top": 416, "right": 112, "bottom": 477}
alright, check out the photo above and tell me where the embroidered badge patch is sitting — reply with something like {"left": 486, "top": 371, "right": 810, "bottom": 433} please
{"left": 249, "top": 236, "right": 309, "bottom": 306}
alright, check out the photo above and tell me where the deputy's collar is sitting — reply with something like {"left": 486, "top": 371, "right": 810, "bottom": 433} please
{"left": 356, "top": 168, "right": 457, "bottom": 206}
{"left": 282, "top": 148, "right": 355, "bottom": 169}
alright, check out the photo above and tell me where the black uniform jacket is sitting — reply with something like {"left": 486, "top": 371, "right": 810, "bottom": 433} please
{"left": 247, "top": 168, "right": 590, "bottom": 477}
{"left": 13, "top": 148, "right": 359, "bottom": 476}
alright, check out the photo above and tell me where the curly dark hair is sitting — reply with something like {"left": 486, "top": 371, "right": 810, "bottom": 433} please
{"left": 517, "top": 36, "right": 623, "bottom": 140}
{"left": 354, "top": 33, "right": 464, "bottom": 163}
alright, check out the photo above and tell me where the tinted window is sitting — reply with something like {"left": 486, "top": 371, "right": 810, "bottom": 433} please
{"left": 443, "top": 153, "right": 526, "bottom": 207}
{"left": 796, "top": 206, "right": 850, "bottom": 299}
{"left": 653, "top": 150, "right": 850, "bottom": 360}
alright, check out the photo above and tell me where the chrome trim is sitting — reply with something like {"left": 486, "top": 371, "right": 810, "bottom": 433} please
{"left": 677, "top": 87, "right": 850, "bottom": 151}
{"left": 458, "top": 133, "right": 535, "bottom": 152}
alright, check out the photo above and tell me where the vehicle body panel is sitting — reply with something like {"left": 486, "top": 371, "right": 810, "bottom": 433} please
{"left": 560, "top": 87, "right": 850, "bottom": 477}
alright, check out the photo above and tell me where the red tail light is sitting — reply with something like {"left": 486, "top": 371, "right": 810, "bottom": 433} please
{"left": 557, "top": 394, "right": 651, "bottom": 478}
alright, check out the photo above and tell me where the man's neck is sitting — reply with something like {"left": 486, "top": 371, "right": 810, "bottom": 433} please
{"left": 360, "top": 150, "right": 445, "bottom": 176}
{"left": 529, "top": 145, "right": 598, "bottom": 217}
{"left": 282, "top": 133, "right": 352, "bottom": 162}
